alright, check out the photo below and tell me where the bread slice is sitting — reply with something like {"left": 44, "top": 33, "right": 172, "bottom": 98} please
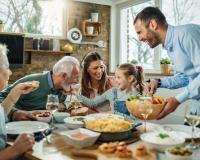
{"left": 25, "top": 80, "right": 40, "bottom": 90}
{"left": 71, "top": 107, "right": 88, "bottom": 116}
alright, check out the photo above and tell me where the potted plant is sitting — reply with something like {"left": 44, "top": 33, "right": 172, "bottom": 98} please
{"left": 0, "top": 20, "right": 3, "bottom": 32}
{"left": 160, "top": 57, "right": 171, "bottom": 75}
{"left": 130, "top": 59, "right": 138, "bottom": 65}
{"left": 91, "top": 5, "right": 99, "bottom": 22}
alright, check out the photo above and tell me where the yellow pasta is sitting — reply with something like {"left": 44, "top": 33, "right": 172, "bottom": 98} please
{"left": 85, "top": 117, "right": 132, "bottom": 132}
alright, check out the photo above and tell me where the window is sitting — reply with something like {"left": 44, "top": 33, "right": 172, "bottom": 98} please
{"left": 115, "top": 0, "right": 200, "bottom": 72}
{"left": 119, "top": 0, "right": 156, "bottom": 70}
{"left": 0, "top": 0, "right": 67, "bottom": 37}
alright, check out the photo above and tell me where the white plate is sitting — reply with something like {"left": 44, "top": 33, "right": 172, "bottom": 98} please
{"left": 6, "top": 121, "right": 49, "bottom": 134}
{"left": 85, "top": 113, "right": 124, "bottom": 120}
{"left": 161, "top": 124, "right": 200, "bottom": 139}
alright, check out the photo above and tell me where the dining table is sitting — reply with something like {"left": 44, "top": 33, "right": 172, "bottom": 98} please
{"left": 7, "top": 122, "right": 200, "bottom": 160}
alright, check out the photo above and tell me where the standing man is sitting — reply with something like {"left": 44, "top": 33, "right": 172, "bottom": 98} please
{"left": 134, "top": 7, "right": 200, "bottom": 119}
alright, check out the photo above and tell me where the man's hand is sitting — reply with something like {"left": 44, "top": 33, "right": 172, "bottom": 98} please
{"left": 12, "top": 110, "right": 37, "bottom": 121}
{"left": 11, "top": 133, "right": 35, "bottom": 156}
{"left": 145, "top": 79, "right": 159, "bottom": 96}
{"left": 157, "top": 97, "right": 180, "bottom": 119}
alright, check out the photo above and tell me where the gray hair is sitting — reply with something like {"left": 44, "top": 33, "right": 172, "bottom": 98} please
{"left": 53, "top": 56, "right": 80, "bottom": 76}
{"left": 0, "top": 44, "right": 9, "bottom": 70}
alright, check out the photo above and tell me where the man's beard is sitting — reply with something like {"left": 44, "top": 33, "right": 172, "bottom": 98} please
{"left": 60, "top": 81, "right": 72, "bottom": 95}
{"left": 146, "top": 30, "right": 160, "bottom": 48}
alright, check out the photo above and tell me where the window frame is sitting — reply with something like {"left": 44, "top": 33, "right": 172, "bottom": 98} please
{"left": 110, "top": 0, "right": 161, "bottom": 73}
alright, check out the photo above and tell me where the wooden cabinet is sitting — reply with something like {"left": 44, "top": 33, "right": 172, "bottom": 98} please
{"left": 82, "top": 21, "right": 101, "bottom": 36}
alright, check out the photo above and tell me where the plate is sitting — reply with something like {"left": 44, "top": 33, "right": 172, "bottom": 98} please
{"left": 6, "top": 121, "right": 49, "bottom": 134}
{"left": 161, "top": 124, "right": 200, "bottom": 139}
{"left": 67, "top": 28, "right": 82, "bottom": 44}
{"left": 85, "top": 113, "right": 124, "bottom": 120}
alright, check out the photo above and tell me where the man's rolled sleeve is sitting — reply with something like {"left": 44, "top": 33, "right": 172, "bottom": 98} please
{"left": 175, "top": 89, "right": 189, "bottom": 103}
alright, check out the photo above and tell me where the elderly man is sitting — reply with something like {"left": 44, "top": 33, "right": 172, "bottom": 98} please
{"left": 134, "top": 7, "right": 200, "bottom": 119}
{"left": 0, "top": 56, "right": 80, "bottom": 121}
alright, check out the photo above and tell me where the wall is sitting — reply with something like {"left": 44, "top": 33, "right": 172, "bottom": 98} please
{"left": 9, "top": 1, "right": 111, "bottom": 82}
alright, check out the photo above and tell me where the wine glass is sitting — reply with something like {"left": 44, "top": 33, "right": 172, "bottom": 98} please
{"left": 71, "top": 84, "right": 81, "bottom": 115}
{"left": 184, "top": 106, "right": 200, "bottom": 149}
{"left": 46, "top": 94, "right": 59, "bottom": 128}
{"left": 138, "top": 99, "right": 153, "bottom": 132}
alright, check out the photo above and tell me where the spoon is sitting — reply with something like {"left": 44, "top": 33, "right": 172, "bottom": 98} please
{"left": 79, "top": 40, "right": 106, "bottom": 48}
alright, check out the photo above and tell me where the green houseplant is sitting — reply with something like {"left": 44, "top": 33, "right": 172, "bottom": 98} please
{"left": 160, "top": 58, "right": 171, "bottom": 75}
{"left": 91, "top": 5, "right": 99, "bottom": 22}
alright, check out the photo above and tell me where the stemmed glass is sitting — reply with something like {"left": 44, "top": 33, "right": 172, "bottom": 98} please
{"left": 46, "top": 94, "right": 59, "bottom": 129}
{"left": 184, "top": 106, "right": 200, "bottom": 149}
{"left": 70, "top": 84, "right": 81, "bottom": 115}
{"left": 138, "top": 98, "right": 153, "bottom": 132}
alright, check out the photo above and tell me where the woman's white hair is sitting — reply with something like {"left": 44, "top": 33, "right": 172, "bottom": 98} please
{"left": 53, "top": 56, "right": 80, "bottom": 76}
{"left": 0, "top": 44, "right": 9, "bottom": 70}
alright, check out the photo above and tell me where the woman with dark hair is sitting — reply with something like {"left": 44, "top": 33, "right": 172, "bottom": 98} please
{"left": 81, "top": 52, "right": 117, "bottom": 112}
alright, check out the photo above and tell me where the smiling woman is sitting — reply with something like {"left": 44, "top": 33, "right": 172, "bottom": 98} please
{"left": 81, "top": 52, "right": 117, "bottom": 112}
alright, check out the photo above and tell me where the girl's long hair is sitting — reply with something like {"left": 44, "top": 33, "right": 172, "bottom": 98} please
{"left": 118, "top": 63, "right": 144, "bottom": 95}
{"left": 81, "top": 52, "right": 111, "bottom": 98}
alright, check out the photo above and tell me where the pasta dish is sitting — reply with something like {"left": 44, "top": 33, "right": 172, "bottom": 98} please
{"left": 85, "top": 117, "right": 132, "bottom": 132}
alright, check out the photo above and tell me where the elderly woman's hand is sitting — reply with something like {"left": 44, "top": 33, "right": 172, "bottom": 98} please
{"left": 9, "top": 82, "right": 39, "bottom": 103}
{"left": 12, "top": 110, "right": 37, "bottom": 121}
{"left": 11, "top": 133, "right": 35, "bottom": 156}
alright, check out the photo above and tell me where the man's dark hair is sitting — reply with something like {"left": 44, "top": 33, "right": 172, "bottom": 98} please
{"left": 134, "top": 7, "right": 167, "bottom": 27}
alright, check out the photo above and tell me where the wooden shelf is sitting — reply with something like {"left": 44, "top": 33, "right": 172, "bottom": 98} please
{"left": 24, "top": 49, "right": 71, "bottom": 54}
{"left": 24, "top": 49, "right": 71, "bottom": 64}
{"left": 82, "top": 21, "right": 101, "bottom": 36}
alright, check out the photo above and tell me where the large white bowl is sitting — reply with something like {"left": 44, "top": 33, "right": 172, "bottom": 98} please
{"left": 60, "top": 128, "right": 100, "bottom": 148}
{"left": 54, "top": 111, "right": 70, "bottom": 123}
{"left": 64, "top": 116, "right": 86, "bottom": 129}
{"left": 140, "top": 131, "right": 185, "bottom": 152}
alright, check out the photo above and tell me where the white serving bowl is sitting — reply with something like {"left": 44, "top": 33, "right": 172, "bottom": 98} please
{"left": 60, "top": 128, "right": 100, "bottom": 148}
{"left": 140, "top": 131, "right": 185, "bottom": 152}
{"left": 64, "top": 116, "right": 86, "bottom": 129}
{"left": 165, "top": 147, "right": 193, "bottom": 160}
{"left": 54, "top": 111, "right": 70, "bottom": 123}
{"left": 31, "top": 110, "right": 52, "bottom": 123}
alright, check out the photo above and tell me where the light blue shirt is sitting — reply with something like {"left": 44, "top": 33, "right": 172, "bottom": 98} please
{"left": 78, "top": 88, "right": 139, "bottom": 112}
{"left": 161, "top": 24, "right": 200, "bottom": 104}
{"left": 0, "top": 106, "right": 7, "bottom": 150}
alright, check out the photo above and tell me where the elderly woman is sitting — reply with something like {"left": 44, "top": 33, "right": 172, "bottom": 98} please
{"left": 0, "top": 44, "right": 35, "bottom": 159}
{"left": 81, "top": 52, "right": 117, "bottom": 112}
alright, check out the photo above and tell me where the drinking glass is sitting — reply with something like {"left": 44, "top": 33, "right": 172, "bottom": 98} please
{"left": 184, "top": 106, "right": 200, "bottom": 149}
{"left": 46, "top": 94, "right": 59, "bottom": 128}
{"left": 138, "top": 100, "right": 153, "bottom": 132}
{"left": 71, "top": 84, "right": 81, "bottom": 115}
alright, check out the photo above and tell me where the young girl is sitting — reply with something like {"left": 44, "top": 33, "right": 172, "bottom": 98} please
{"left": 77, "top": 63, "right": 144, "bottom": 116}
